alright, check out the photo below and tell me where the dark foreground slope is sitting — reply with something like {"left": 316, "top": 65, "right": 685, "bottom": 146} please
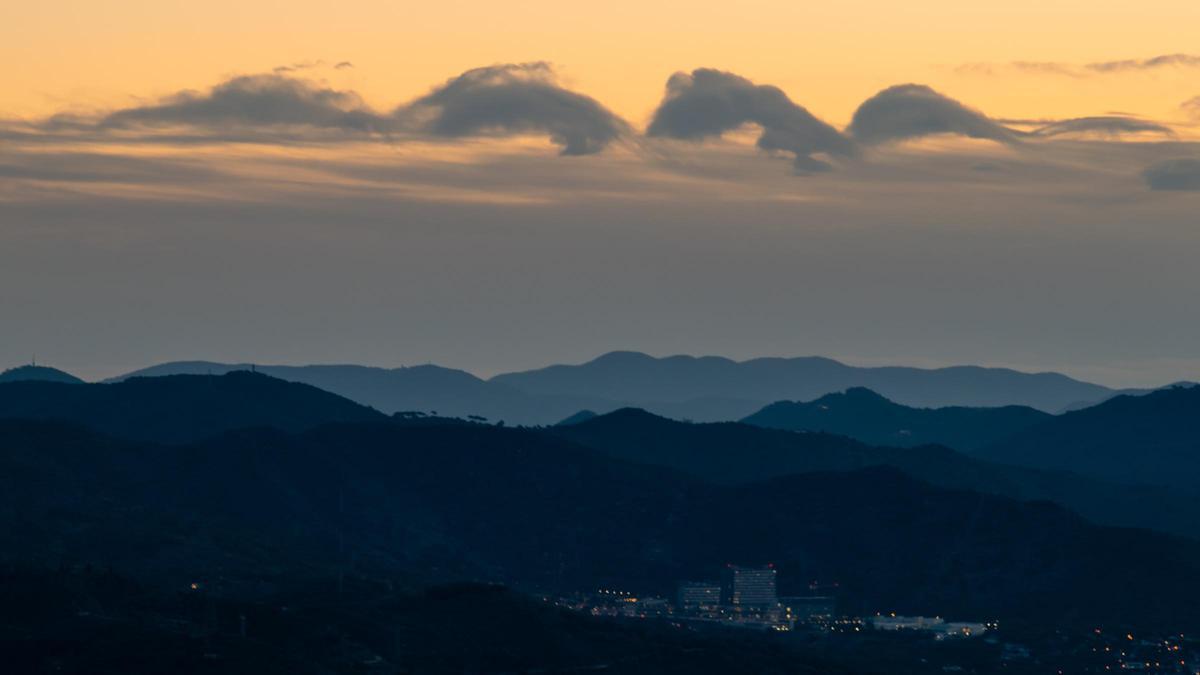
{"left": 0, "top": 371, "right": 385, "bottom": 443}
{"left": 981, "top": 385, "right": 1200, "bottom": 487}
{"left": 2, "top": 420, "right": 1199, "bottom": 632}
{"left": 4, "top": 571, "right": 855, "bottom": 675}
{"left": 743, "top": 387, "right": 1050, "bottom": 451}
{"left": 552, "top": 408, "right": 1200, "bottom": 539}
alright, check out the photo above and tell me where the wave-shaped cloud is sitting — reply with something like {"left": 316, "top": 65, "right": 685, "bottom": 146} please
{"left": 848, "top": 84, "right": 1016, "bottom": 146}
{"left": 30, "top": 63, "right": 630, "bottom": 156}
{"left": 5, "top": 63, "right": 1190, "bottom": 188}
{"left": 399, "top": 63, "right": 627, "bottom": 156}
{"left": 646, "top": 69, "right": 855, "bottom": 172}
{"left": 47, "top": 74, "right": 389, "bottom": 133}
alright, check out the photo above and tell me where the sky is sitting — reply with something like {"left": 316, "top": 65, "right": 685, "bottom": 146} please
{"left": 2, "top": 0, "right": 1199, "bottom": 385}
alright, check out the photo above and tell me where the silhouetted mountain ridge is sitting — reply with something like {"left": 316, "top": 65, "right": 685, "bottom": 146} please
{"left": 110, "top": 360, "right": 615, "bottom": 425}
{"left": 556, "top": 409, "right": 599, "bottom": 426}
{"left": 0, "top": 364, "right": 84, "bottom": 385}
{"left": 2, "top": 419, "right": 1199, "bottom": 632}
{"left": 552, "top": 407, "right": 1200, "bottom": 539}
{"left": 981, "top": 384, "right": 1200, "bottom": 488}
{"left": 742, "top": 387, "right": 1050, "bottom": 451}
{"left": 110, "top": 351, "right": 1130, "bottom": 424}
{"left": 0, "top": 371, "right": 384, "bottom": 443}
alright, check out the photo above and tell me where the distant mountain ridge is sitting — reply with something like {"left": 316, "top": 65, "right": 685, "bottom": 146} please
{"left": 492, "top": 351, "right": 1116, "bottom": 414}
{"left": 742, "top": 387, "right": 1050, "bottom": 451}
{"left": 109, "top": 351, "right": 1127, "bottom": 424}
{"left": 109, "top": 361, "right": 612, "bottom": 425}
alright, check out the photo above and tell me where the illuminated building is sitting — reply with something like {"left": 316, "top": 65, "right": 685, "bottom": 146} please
{"left": 781, "top": 595, "right": 836, "bottom": 623}
{"left": 676, "top": 581, "right": 722, "bottom": 610}
{"left": 720, "top": 565, "right": 778, "bottom": 610}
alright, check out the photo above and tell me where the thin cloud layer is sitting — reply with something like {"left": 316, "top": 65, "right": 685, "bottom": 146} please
{"left": 646, "top": 69, "right": 855, "bottom": 172}
{"left": 963, "top": 53, "right": 1200, "bottom": 78}
{"left": 1183, "top": 97, "right": 1200, "bottom": 120}
{"left": 1032, "top": 116, "right": 1175, "bottom": 139}
{"left": 848, "top": 84, "right": 1016, "bottom": 145}
{"left": 399, "top": 63, "right": 628, "bottom": 155}
{"left": 1143, "top": 158, "right": 1200, "bottom": 191}
{"left": 1088, "top": 54, "right": 1200, "bottom": 73}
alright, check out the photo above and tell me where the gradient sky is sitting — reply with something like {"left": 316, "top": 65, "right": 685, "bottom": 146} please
{"left": 2, "top": 0, "right": 1199, "bottom": 385}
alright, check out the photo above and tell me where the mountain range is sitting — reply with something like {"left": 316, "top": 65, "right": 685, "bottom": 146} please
{"left": 493, "top": 351, "right": 1120, "bottom": 413}
{"left": 741, "top": 387, "right": 1051, "bottom": 451}
{"left": 4, "top": 413, "right": 1200, "bottom": 632}
{"left": 0, "top": 372, "right": 383, "bottom": 443}
{"left": 979, "top": 384, "right": 1200, "bottom": 488}
{"left": 10, "top": 358, "right": 1197, "bottom": 495}
{"left": 553, "top": 406, "right": 1200, "bottom": 539}
{"left": 100, "top": 350, "right": 1140, "bottom": 424}
{"left": 108, "top": 361, "right": 601, "bottom": 426}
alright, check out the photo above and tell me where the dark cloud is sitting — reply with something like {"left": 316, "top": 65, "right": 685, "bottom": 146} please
{"left": 848, "top": 84, "right": 1016, "bottom": 145}
{"left": 645, "top": 69, "right": 854, "bottom": 173}
{"left": 1143, "top": 158, "right": 1200, "bottom": 191}
{"left": 22, "top": 64, "right": 630, "bottom": 156}
{"left": 398, "top": 63, "right": 628, "bottom": 155}
{"left": 86, "top": 74, "right": 390, "bottom": 133}
{"left": 1032, "top": 116, "right": 1175, "bottom": 138}
{"left": 334, "top": 61, "right": 354, "bottom": 70}
{"left": 1087, "top": 54, "right": 1200, "bottom": 73}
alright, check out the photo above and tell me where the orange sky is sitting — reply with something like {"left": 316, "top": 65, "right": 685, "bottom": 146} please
{"left": 5, "top": 0, "right": 1200, "bottom": 125}
{"left": 4, "top": 0, "right": 1200, "bottom": 385}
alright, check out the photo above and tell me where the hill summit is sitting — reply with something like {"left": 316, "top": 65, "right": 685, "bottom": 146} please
{"left": 0, "top": 370, "right": 384, "bottom": 443}
{"left": 0, "top": 365, "right": 84, "bottom": 385}
{"left": 742, "top": 387, "right": 1049, "bottom": 451}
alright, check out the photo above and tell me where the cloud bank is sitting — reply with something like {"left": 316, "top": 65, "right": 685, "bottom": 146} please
{"left": 4, "top": 62, "right": 1194, "bottom": 187}
{"left": 1143, "top": 158, "right": 1200, "bottom": 191}
{"left": 646, "top": 69, "right": 855, "bottom": 172}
